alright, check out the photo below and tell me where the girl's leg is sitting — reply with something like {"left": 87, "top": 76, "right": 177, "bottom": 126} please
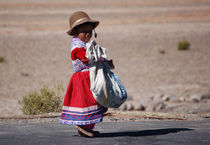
{"left": 77, "top": 124, "right": 99, "bottom": 137}
{"left": 76, "top": 124, "right": 94, "bottom": 137}
{"left": 83, "top": 124, "right": 95, "bottom": 130}
{"left": 83, "top": 124, "right": 100, "bottom": 136}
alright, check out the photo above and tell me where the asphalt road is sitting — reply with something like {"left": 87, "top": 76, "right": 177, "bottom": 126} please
{"left": 0, "top": 119, "right": 210, "bottom": 145}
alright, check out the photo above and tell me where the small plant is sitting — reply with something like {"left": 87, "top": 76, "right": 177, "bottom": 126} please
{"left": 19, "top": 83, "right": 64, "bottom": 115}
{"left": 0, "top": 56, "right": 6, "bottom": 63}
{"left": 178, "top": 40, "right": 190, "bottom": 51}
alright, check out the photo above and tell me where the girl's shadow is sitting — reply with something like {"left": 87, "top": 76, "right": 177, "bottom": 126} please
{"left": 98, "top": 128, "right": 193, "bottom": 138}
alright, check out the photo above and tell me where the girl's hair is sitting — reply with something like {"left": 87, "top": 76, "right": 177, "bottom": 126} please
{"left": 71, "top": 22, "right": 94, "bottom": 36}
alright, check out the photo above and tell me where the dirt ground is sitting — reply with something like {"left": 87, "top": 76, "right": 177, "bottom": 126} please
{"left": 0, "top": 0, "right": 210, "bottom": 117}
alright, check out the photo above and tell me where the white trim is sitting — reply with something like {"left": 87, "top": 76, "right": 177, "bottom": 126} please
{"left": 62, "top": 105, "right": 101, "bottom": 112}
{"left": 62, "top": 108, "right": 102, "bottom": 115}
{"left": 59, "top": 118, "right": 102, "bottom": 125}
{"left": 61, "top": 118, "right": 100, "bottom": 123}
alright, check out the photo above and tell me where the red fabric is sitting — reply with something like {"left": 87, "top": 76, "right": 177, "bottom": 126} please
{"left": 71, "top": 47, "right": 89, "bottom": 64}
{"left": 84, "top": 124, "right": 95, "bottom": 129}
{"left": 63, "top": 71, "right": 98, "bottom": 108}
{"left": 79, "top": 124, "right": 95, "bottom": 130}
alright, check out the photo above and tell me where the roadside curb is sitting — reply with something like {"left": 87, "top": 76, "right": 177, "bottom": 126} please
{"left": 0, "top": 111, "right": 204, "bottom": 122}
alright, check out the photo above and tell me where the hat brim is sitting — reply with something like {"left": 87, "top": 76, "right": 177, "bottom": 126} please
{"left": 67, "top": 20, "right": 99, "bottom": 36}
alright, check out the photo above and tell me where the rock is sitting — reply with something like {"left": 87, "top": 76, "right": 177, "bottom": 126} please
{"left": 191, "top": 98, "right": 200, "bottom": 103}
{"left": 127, "top": 96, "right": 134, "bottom": 101}
{"left": 185, "top": 94, "right": 196, "bottom": 102}
{"left": 134, "top": 103, "right": 146, "bottom": 111}
{"left": 153, "top": 94, "right": 164, "bottom": 102}
{"left": 162, "top": 96, "right": 170, "bottom": 102}
{"left": 119, "top": 101, "right": 135, "bottom": 111}
{"left": 128, "top": 101, "right": 146, "bottom": 111}
{"left": 126, "top": 103, "right": 134, "bottom": 111}
{"left": 145, "top": 105, "right": 153, "bottom": 112}
{"left": 190, "top": 95, "right": 200, "bottom": 103}
{"left": 146, "top": 101, "right": 166, "bottom": 112}
{"left": 200, "top": 94, "right": 210, "bottom": 100}
{"left": 21, "top": 72, "right": 29, "bottom": 77}
{"left": 159, "top": 94, "right": 164, "bottom": 98}
{"left": 179, "top": 97, "right": 186, "bottom": 102}
{"left": 165, "top": 95, "right": 179, "bottom": 102}
{"left": 149, "top": 96, "right": 154, "bottom": 100}
{"left": 119, "top": 103, "right": 127, "bottom": 111}
{"left": 158, "top": 48, "right": 165, "bottom": 54}
{"left": 155, "top": 102, "right": 166, "bottom": 111}
{"left": 119, "top": 100, "right": 147, "bottom": 111}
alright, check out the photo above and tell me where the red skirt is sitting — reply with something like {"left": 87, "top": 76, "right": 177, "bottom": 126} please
{"left": 60, "top": 70, "right": 107, "bottom": 125}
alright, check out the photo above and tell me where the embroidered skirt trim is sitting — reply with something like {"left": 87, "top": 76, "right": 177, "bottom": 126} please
{"left": 59, "top": 105, "right": 107, "bottom": 125}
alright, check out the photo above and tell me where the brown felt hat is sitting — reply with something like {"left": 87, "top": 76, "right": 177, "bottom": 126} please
{"left": 67, "top": 11, "right": 99, "bottom": 36}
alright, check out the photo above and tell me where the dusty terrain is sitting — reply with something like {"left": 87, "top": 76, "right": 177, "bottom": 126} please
{"left": 0, "top": 0, "right": 210, "bottom": 117}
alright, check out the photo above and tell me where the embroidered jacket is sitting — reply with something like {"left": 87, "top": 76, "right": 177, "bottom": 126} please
{"left": 71, "top": 37, "right": 89, "bottom": 72}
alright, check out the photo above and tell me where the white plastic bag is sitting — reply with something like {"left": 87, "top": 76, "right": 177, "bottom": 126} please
{"left": 86, "top": 40, "right": 127, "bottom": 108}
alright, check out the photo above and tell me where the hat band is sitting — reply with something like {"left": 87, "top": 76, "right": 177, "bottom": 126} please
{"left": 71, "top": 17, "right": 90, "bottom": 28}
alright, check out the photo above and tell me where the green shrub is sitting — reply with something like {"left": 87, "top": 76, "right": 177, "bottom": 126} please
{"left": 19, "top": 83, "right": 64, "bottom": 115}
{"left": 178, "top": 40, "right": 190, "bottom": 51}
{"left": 0, "top": 56, "right": 6, "bottom": 63}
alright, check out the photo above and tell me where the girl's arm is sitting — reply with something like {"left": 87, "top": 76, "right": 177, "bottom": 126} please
{"left": 71, "top": 47, "right": 89, "bottom": 64}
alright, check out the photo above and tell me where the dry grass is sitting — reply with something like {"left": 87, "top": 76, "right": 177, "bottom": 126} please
{"left": 19, "top": 84, "right": 64, "bottom": 115}
{"left": 0, "top": 56, "right": 6, "bottom": 63}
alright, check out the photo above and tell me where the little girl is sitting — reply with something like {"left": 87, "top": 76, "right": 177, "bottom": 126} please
{"left": 59, "top": 11, "right": 108, "bottom": 137}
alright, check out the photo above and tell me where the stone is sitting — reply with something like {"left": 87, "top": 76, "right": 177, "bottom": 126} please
{"left": 190, "top": 95, "right": 200, "bottom": 103}
{"left": 146, "top": 101, "right": 166, "bottom": 112}
{"left": 179, "top": 97, "right": 186, "bottom": 102}
{"left": 166, "top": 95, "right": 179, "bottom": 102}
{"left": 127, "top": 96, "right": 134, "bottom": 101}
{"left": 134, "top": 103, "right": 146, "bottom": 111}
{"left": 159, "top": 94, "right": 164, "bottom": 98}
{"left": 158, "top": 48, "right": 165, "bottom": 54}
{"left": 153, "top": 94, "right": 164, "bottom": 102}
{"left": 149, "top": 96, "right": 154, "bottom": 100}
{"left": 21, "top": 72, "right": 29, "bottom": 77}
{"left": 155, "top": 102, "right": 166, "bottom": 111}
{"left": 129, "top": 101, "right": 146, "bottom": 111}
{"left": 201, "top": 94, "right": 210, "bottom": 100}
{"left": 145, "top": 104, "right": 153, "bottom": 112}
{"left": 126, "top": 103, "right": 134, "bottom": 111}
{"left": 119, "top": 100, "right": 147, "bottom": 111}
{"left": 119, "top": 103, "right": 127, "bottom": 111}
{"left": 162, "top": 96, "right": 170, "bottom": 102}
{"left": 191, "top": 98, "right": 200, "bottom": 103}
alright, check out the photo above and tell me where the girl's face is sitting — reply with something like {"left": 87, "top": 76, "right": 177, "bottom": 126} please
{"left": 76, "top": 23, "right": 93, "bottom": 43}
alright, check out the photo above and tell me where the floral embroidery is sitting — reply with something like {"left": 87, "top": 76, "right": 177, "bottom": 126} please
{"left": 71, "top": 37, "right": 89, "bottom": 72}
{"left": 60, "top": 106, "right": 107, "bottom": 125}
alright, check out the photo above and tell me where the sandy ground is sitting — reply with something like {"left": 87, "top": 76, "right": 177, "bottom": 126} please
{"left": 0, "top": 0, "right": 210, "bottom": 117}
